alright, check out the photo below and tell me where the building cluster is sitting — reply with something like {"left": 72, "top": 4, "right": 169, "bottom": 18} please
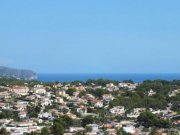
{"left": 0, "top": 81, "right": 179, "bottom": 135}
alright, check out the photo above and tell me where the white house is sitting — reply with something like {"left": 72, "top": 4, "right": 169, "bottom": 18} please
{"left": 10, "top": 86, "right": 29, "bottom": 96}
{"left": 28, "top": 126, "right": 42, "bottom": 133}
{"left": 123, "top": 126, "right": 136, "bottom": 134}
{"left": 94, "top": 101, "right": 103, "bottom": 108}
{"left": 77, "top": 106, "right": 87, "bottom": 114}
{"left": 118, "top": 83, "right": 137, "bottom": 90}
{"left": 14, "top": 104, "right": 27, "bottom": 111}
{"left": 39, "top": 112, "right": 52, "bottom": 119}
{"left": 127, "top": 108, "right": 146, "bottom": 118}
{"left": 169, "top": 89, "right": 180, "bottom": 97}
{"left": 0, "top": 102, "right": 10, "bottom": 110}
{"left": 148, "top": 89, "right": 156, "bottom": 96}
{"left": 57, "top": 90, "right": 66, "bottom": 97}
{"left": 18, "top": 111, "right": 27, "bottom": 119}
{"left": 86, "top": 124, "right": 99, "bottom": 132}
{"left": 0, "top": 119, "right": 13, "bottom": 125}
{"left": 0, "top": 91, "right": 11, "bottom": 99}
{"left": 102, "top": 94, "right": 114, "bottom": 102}
{"left": 106, "top": 83, "right": 115, "bottom": 88}
{"left": 41, "top": 98, "right": 52, "bottom": 106}
{"left": 69, "top": 127, "right": 84, "bottom": 133}
{"left": 17, "top": 121, "right": 34, "bottom": 127}
{"left": 56, "top": 97, "right": 64, "bottom": 104}
{"left": 33, "top": 85, "right": 46, "bottom": 94}
{"left": 149, "top": 108, "right": 161, "bottom": 114}
{"left": 110, "top": 106, "right": 125, "bottom": 115}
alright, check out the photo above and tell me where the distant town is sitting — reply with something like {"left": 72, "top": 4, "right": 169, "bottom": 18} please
{"left": 0, "top": 77, "right": 179, "bottom": 135}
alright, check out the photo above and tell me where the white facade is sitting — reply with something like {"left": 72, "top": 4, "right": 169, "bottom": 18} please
{"left": 110, "top": 106, "right": 125, "bottom": 115}
{"left": 94, "top": 101, "right": 103, "bottom": 108}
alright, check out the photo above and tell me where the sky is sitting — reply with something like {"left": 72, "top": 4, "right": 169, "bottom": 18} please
{"left": 0, "top": 0, "right": 180, "bottom": 73}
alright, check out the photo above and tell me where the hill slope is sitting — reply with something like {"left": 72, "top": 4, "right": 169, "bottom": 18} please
{"left": 0, "top": 66, "right": 37, "bottom": 80}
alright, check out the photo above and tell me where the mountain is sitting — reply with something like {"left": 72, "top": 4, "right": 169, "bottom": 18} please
{"left": 0, "top": 66, "right": 37, "bottom": 80}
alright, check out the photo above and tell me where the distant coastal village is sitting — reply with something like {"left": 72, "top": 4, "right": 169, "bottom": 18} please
{"left": 0, "top": 77, "right": 179, "bottom": 135}
{"left": 2, "top": 0, "right": 180, "bottom": 134}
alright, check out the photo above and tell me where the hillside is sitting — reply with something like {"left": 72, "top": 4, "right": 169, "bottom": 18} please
{"left": 0, "top": 66, "right": 37, "bottom": 80}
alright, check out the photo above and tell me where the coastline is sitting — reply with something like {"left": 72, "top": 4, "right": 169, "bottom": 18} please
{"left": 37, "top": 73, "right": 180, "bottom": 82}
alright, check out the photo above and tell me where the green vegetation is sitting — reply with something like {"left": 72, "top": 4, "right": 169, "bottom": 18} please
{"left": 86, "top": 79, "right": 119, "bottom": 86}
{"left": 109, "top": 80, "right": 180, "bottom": 111}
{"left": 71, "top": 81, "right": 85, "bottom": 86}
{"left": 79, "top": 91, "right": 87, "bottom": 97}
{"left": 41, "top": 127, "right": 50, "bottom": 135}
{"left": 136, "top": 80, "right": 179, "bottom": 95}
{"left": 0, "top": 77, "right": 40, "bottom": 87}
{"left": 0, "top": 110, "right": 19, "bottom": 121}
{"left": 0, "top": 127, "right": 8, "bottom": 135}
{"left": 137, "top": 111, "right": 171, "bottom": 128}
{"left": 26, "top": 132, "right": 38, "bottom": 135}
{"left": 52, "top": 115, "right": 73, "bottom": 135}
{"left": 66, "top": 88, "right": 76, "bottom": 96}
{"left": 87, "top": 88, "right": 109, "bottom": 98}
{"left": 116, "top": 128, "right": 130, "bottom": 135}
{"left": 53, "top": 118, "right": 65, "bottom": 135}
{"left": 27, "top": 105, "right": 41, "bottom": 118}
{"left": 109, "top": 91, "right": 167, "bottom": 110}
{"left": 82, "top": 116, "right": 95, "bottom": 127}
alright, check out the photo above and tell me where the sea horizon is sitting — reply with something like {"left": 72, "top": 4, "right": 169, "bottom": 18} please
{"left": 37, "top": 73, "right": 180, "bottom": 83}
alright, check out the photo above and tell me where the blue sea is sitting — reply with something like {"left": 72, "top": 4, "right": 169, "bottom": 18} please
{"left": 37, "top": 73, "right": 180, "bottom": 83}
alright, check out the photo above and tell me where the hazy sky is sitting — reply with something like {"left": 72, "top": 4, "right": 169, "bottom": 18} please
{"left": 0, "top": 0, "right": 180, "bottom": 73}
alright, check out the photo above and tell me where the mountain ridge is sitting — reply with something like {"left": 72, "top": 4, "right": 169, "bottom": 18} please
{"left": 0, "top": 66, "right": 37, "bottom": 80}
